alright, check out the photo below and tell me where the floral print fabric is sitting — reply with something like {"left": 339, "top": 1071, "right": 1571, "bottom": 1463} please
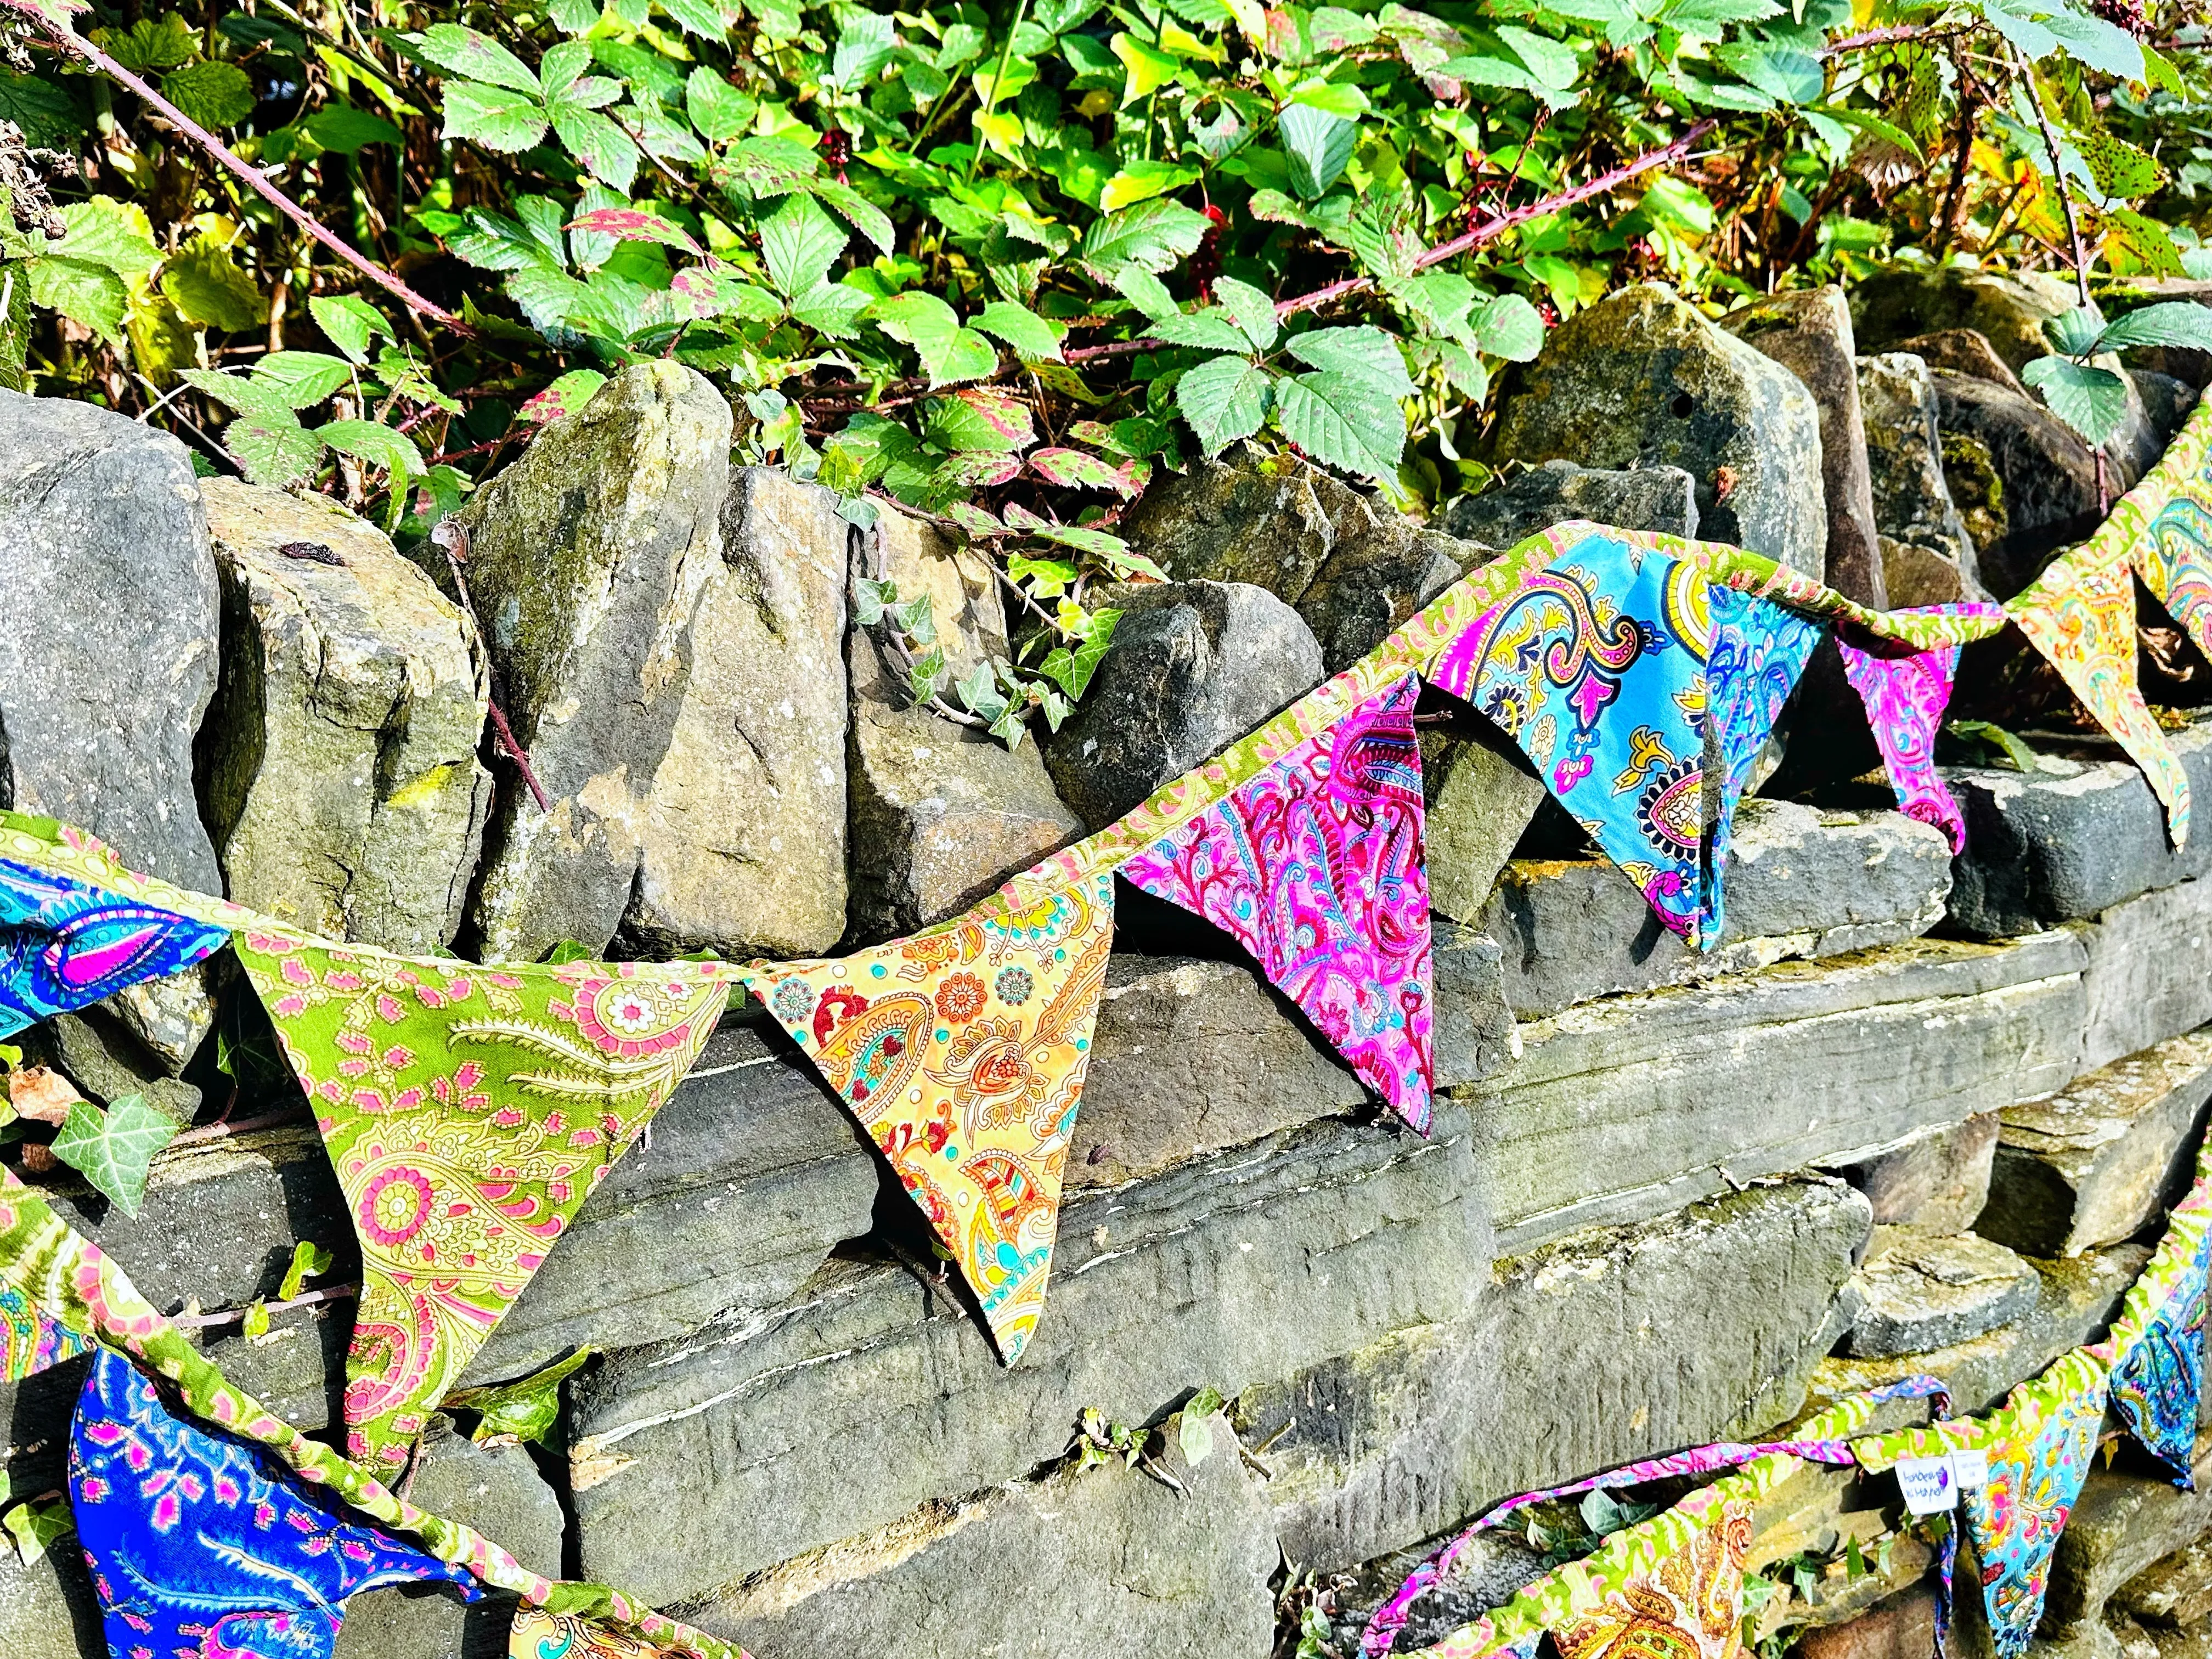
{"left": 0, "top": 1278, "right": 89, "bottom": 1381}
{"left": 0, "top": 854, "right": 230, "bottom": 1038}
{"left": 513, "top": 1609, "right": 674, "bottom": 1657}
{"left": 1834, "top": 623, "right": 1986, "bottom": 855}
{"left": 72, "top": 1345, "right": 479, "bottom": 1658}
{"left": 2106, "top": 1193, "right": 2212, "bottom": 1485}
{"left": 2118, "top": 394, "right": 2212, "bottom": 662}
{"left": 1703, "top": 587, "right": 1821, "bottom": 938}
{"left": 1968, "top": 1352, "right": 2111, "bottom": 1659}
{"left": 1121, "top": 674, "right": 1435, "bottom": 1132}
{"left": 1428, "top": 532, "right": 1714, "bottom": 944}
{"left": 230, "top": 932, "right": 732, "bottom": 1472}
{"left": 743, "top": 871, "right": 1116, "bottom": 1363}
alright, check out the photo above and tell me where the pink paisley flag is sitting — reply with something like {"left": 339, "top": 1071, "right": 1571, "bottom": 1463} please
{"left": 1832, "top": 606, "right": 2004, "bottom": 855}
{"left": 1119, "top": 675, "right": 1436, "bottom": 1132}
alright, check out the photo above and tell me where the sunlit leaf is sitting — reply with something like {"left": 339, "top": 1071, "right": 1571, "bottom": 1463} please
{"left": 52, "top": 1094, "right": 179, "bottom": 1220}
{"left": 2021, "top": 356, "right": 2132, "bottom": 446}
{"left": 1274, "top": 369, "right": 1406, "bottom": 481}
{"left": 1176, "top": 354, "right": 1272, "bottom": 454}
{"left": 160, "top": 61, "right": 257, "bottom": 130}
{"left": 444, "top": 1347, "right": 599, "bottom": 1445}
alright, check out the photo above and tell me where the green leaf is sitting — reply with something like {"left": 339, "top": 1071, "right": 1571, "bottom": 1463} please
{"left": 96, "top": 15, "right": 201, "bottom": 74}
{"left": 1114, "top": 266, "right": 1181, "bottom": 323}
{"left": 1152, "top": 309, "right": 1254, "bottom": 352}
{"left": 278, "top": 1239, "right": 337, "bottom": 1301}
{"left": 923, "top": 388, "right": 1037, "bottom": 452}
{"left": 1275, "top": 369, "right": 1406, "bottom": 481}
{"left": 760, "top": 193, "right": 849, "bottom": 297}
{"left": 1948, "top": 719, "right": 2043, "bottom": 772}
{"left": 161, "top": 238, "right": 269, "bottom": 333}
{"left": 550, "top": 104, "right": 640, "bottom": 193}
{"left": 2021, "top": 356, "right": 2132, "bottom": 446}
{"left": 50, "top": 198, "right": 159, "bottom": 279}
{"left": 418, "top": 24, "right": 544, "bottom": 94}
{"left": 304, "top": 105, "right": 404, "bottom": 153}
{"left": 25, "top": 258, "right": 128, "bottom": 345}
{"left": 318, "top": 419, "right": 427, "bottom": 488}
{"left": 2041, "top": 7, "right": 2143, "bottom": 81}
{"left": 872, "top": 291, "right": 1000, "bottom": 386}
{"left": 1179, "top": 1384, "right": 1227, "bottom": 1466}
{"left": 1079, "top": 199, "right": 1212, "bottom": 279}
{"left": 975, "top": 300, "right": 1063, "bottom": 361}
{"left": 1211, "top": 276, "right": 1279, "bottom": 352}
{"left": 1176, "top": 354, "right": 1273, "bottom": 454}
{"left": 3, "top": 1498, "right": 72, "bottom": 1567}
{"left": 1472, "top": 294, "right": 1545, "bottom": 362}
{"left": 441, "top": 80, "right": 550, "bottom": 152}
{"left": 160, "top": 61, "right": 257, "bottom": 130}
{"left": 1099, "top": 160, "right": 1201, "bottom": 213}
{"left": 1286, "top": 325, "right": 1414, "bottom": 397}
{"left": 2072, "top": 119, "right": 2163, "bottom": 201}
{"left": 2098, "top": 302, "right": 2212, "bottom": 354}
{"left": 252, "top": 352, "right": 353, "bottom": 409}
{"left": 1641, "top": 175, "right": 1716, "bottom": 236}
{"left": 51, "top": 1094, "right": 178, "bottom": 1220}
{"left": 811, "top": 179, "right": 896, "bottom": 256}
{"left": 658, "top": 0, "right": 729, "bottom": 39}
{"left": 521, "top": 368, "right": 610, "bottom": 422}
{"left": 309, "top": 294, "right": 391, "bottom": 365}
{"left": 1279, "top": 104, "right": 1356, "bottom": 200}
{"left": 831, "top": 13, "right": 899, "bottom": 87}
{"left": 1029, "top": 447, "right": 1137, "bottom": 494}
{"left": 225, "top": 412, "right": 327, "bottom": 487}
{"left": 2046, "top": 304, "right": 2107, "bottom": 356}
{"left": 0, "top": 73, "right": 86, "bottom": 149}
{"left": 789, "top": 280, "right": 873, "bottom": 339}
{"left": 1111, "top": 32, "right": 1183, "bottom": 105}
{"left": 1496, "top": 25, "right": 1578, "bottom": 89}
{"left": 686, "top": 67, "right": 755, "bottom": 142}
{"left": 1039, "top": 607, "right": 1120, "bottom": 697}
{"left": 241, "top": 1299, "right": 271, "bottom": 1339}
{"left": 444, "top": 1347, "right": 600, "bottom": 1445}
{"left": 541, "top": 1583, "right": 620, "bottom": 1621}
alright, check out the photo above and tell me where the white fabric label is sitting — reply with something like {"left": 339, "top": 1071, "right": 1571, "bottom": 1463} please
{"left": 1951, "top": 1448, "right": 1990, "bottom": 1491}
{"left": 1897, "top": 1454, "right": 1960, "bottom": 1514}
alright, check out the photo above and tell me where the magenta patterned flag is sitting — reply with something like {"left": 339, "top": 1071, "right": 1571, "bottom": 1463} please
{"left": 1834, "top": 606, "right": 2000, "bottom": 854}
{"left": 1120, "top": 674, "right": 1435, "bottom": 1132}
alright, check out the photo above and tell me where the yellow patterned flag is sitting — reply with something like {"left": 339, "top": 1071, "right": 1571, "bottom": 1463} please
{"left": 741, "top": 870, "right": 1116, "bottom": 1362}
{"left": 512, "top": 1608, "right": 675, "bottom": 1657}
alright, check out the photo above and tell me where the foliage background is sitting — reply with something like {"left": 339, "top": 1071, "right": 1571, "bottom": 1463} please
{"left": 3, "top": 0, "right": 2210, "bottom": 731}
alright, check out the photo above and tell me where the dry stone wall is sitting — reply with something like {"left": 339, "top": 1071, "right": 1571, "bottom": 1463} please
{"left": 3, "top": 266, "right": 2212, "bottom": 1659}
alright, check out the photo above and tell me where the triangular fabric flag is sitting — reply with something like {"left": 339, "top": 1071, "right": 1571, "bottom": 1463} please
{"left": 1550, "top": 1488, "right": 1755, "bottom": 1659}
{"left": 744, "top": 869, "right": 1117, "bottom": 1363}
{"left": 2106, "top": 1189, "right": 2212, "bottom": 1485}
{"left": 0, "top": 853, "right": 230, "bottom": 1037}
{"left": 0, "top": 1278, "right": 91, "bottom": 1381}
{"left": 1428, "top": 531, "right": 1713, "bottom": 943}
{"left": 72, "top": 1346, "right": 481, "bottom": 1659}
{"left": 1834, "top": 616, "right": 1988, "bottom": 855}
{"left": 1119, "top": 673, "right": 1435, "bottom": 1132}
{"left": 230, "top": 930, "right": 732, "bottom": 1471}
{"left": 515, "top": 1607, "right": 675, "bottom": 1657}
{"left": 2009, "top": 550, "right": 2191, "bottom": 848}
{"left": 1702, "top": 587, "right": 1821, "bottom": 943}
{"left": 1964, "top": 1351, "right": 2110, "bottom": 1659}
{"left": 2120, "top": 391, "right": 2212, "bottom": 657}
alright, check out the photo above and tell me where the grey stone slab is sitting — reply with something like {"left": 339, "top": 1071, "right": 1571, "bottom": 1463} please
{"left": 2045, "top": 1430, "right": 2212, "bottom": 1641}
{"left": 1424, "top": 725, "right": 1549, "bottom": 926}
{"left": 1931, "top": 369, "right": 2102, "bottom": 600}
{"left": 1882, "top": 535, "right": 1986, "bottom": 607}
{"left": 1858, "top": 353, "right": 1978, "bottom": 578}
{"left": 1248, "top": 1178, "right": 1871, "bottom": 1574}
{"left": 1827, "top": 1113, "right": 2000, "bottom": 1233}
{"left": 1479, "top": 801, "right": 1952, "bottom": 1019}
{"left": 2079, "top": 882, "right": 2212, "bottom": 1075}
{"left": 568, "top": 1103, "right": 1491, "bottom": 1604}
{"left": 462, "top": 363, "right": 733, "bottom": 960}
{"left": 1471, "top": 930, "right": 2089, "bottom": 1252}
{"left": 0, "top": 391, "right": 221, "bottom": 890}
{"left": 1979, "top": 1027, "right": 2212, "bottom": 1259}
{"left": 1296, "top": 516, "right": 1474, "bottom": 671}
{"left": 199, "top": 478, "right": 490, "bottom": 953}
{"left": 1805, "top": 1242, "right": 2150, "bottom": 1418}
{"left": 1845, "top": 1227, "right": 2041, "bottom": 1357}
{"left": 1944, "top": 717, "right": 2212, "bottom": 937}
{"left": 1440, "top": 459, "right": 1701, "bottom": 548}
{"left": 2114, "top": 1537, "right": 2212, "bottom": 1630}
{"left": 699, "top": 1412, "right": 1278, "bottom": 1659}
{"left": 623, "top": 464, "right": 849, "bottom": 958}
{"left": 1121, "top": 451, "right": 1356, "bottom": 603}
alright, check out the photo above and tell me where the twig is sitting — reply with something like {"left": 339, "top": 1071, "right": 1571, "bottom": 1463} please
{"left": 169, "top": 1107, "right": 314, "bottom": 1148}
{"left": 964, "top": 0, "right": 1032, "bottom": 184}
{"left": 431, "top": 522, "right": 554, "bottom": 812}
{"left": 12, "top": 7, "right": 468, "bottom": 336}
{"left": 172, "top": 1283, "right": 359, "bottom": 1330}
{"left": 1821, "top": 24, "right": 1930, "bottom": 56}
{"left": 2013, "top": 43, "right": 2109, "bottom": 511}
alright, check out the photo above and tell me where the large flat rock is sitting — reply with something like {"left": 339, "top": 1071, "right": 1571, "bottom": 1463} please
{"left": 1248, "top": 1178, "right": 1870, "bottom": 1573}
{"left": 568, "top": 1103, "right": 1491, "bottom": 1604}
{"left": 1844, "top": 1226, "right": 2040, "bottom": 1357}
{"left": 2079, "top": 881, "right": 2212, "bottom": 1075}
{"left": 2044, "top": 1430, "right": 2212, "bottom": 1641}
{"left": 1829, "top": 1113, "right": 2000, "bottom": 1233}
{"left": 1470, "top": 931, "right": 2088, "bottom": 1252}
{"left": 1978, "top": 1027, "right": 2212, "bottom": 1259}
{"left": 1479, "top": 801, "right": 1953, "bottom": 1018}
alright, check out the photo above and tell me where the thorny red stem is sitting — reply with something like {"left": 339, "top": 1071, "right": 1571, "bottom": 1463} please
{"left": 172, "top": 1283, "right": 360, "bottom": 1331}
{"left": 13, "top": 7, "right": 470, "bottom": 335}
{"left": 169, "top": 1107, "right": 314, "bottom": 1148}
{"left": 484, "top": 699, "right": 554, "bottom": 812}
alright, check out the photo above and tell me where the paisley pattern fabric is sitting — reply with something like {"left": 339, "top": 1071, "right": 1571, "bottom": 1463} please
{"left": 1702, "top": 588, "right": 1820, "bottom": 939}
{"left": 2106, "top": 1193, "right": 2212, "bottom": 1485}
{"left": 743, "top": 872, "right": 1116, "bottom": 1363}
{"left": 0, "top": 855, "right": 230, "bottom": 1038}
{"left": 74, "top": 1346, "right": 479, "bottom": 1659}
{"left": 0, "top": 1277, "right": 91, "bottom": 1381}
{"left": 230, "top": 932, "right": 731, "bottom": 1472}
{"left": 1429, "top": 532, "right": 1714, "bottom": 944}
{"left": 0, "top": 1172, "right": 744, "bottom": 1659}
{"left": 2010, "top": 549, "right": 2191, "bottom": 849}
{"left": 512, "top": 1609, "right": 673, "bottom": 1657}
{"left": 1835, "top": 622, "right": 1982, "bottom": 855}
{"left": 1121, "top": 675, "right": 1435, "bottom": 1132}
{"left": 2118, "top": 394, "right": 2212, "bottom": 661}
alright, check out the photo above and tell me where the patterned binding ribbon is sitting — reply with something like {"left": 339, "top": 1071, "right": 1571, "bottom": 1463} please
{"left": 514, "top": 1608, "right": 677, "bottom": 1656}
{"left": 1427, "top": 531, "right": 1714, "bottom": 944}
{"left": 74, "top": 1345, "right": 480, "bottom": 1659}
{"left": 1702, "top": 587, "right": 1821, "bottom": 940}
{"left": 1831, "top": 611, "right": 2004, "bottom": 855}
{"left": 0, "top": 1277, "right": 90, "bottom": 1382}
{"left": 0, "top": 1169, "right": 747, "bottom": 1658}
{"left": 1364, "top": 1376, "right": 1954, "bottom": 1656}
{"left": 0, "top": 854, "right": 231, "bottom": 1037}
{"left": 230, "top": 930, "right": 732, "bottom": 1472}
{"left": 2132, "top": 397, "right": 2212, "bottom": 662}
{"left": 1122, "top": 674, "right": 1436, "bottom": 1132}
{"left": 2100, "top": 1185, "right": 2212, "bottom": 1485}
{"left": 742, "top": 870, "right": 1116, "bottom": 1363}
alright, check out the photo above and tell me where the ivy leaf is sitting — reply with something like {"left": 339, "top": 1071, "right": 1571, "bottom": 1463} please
{"left": 277, "top": 1239, "right": 337, "bottom": 1301}
{"left": 2097, "top": 302, "right": 2212, "bottom": 354}
{"left": 1079, "top": 199, "right": 1212, "bottom": 279}
{"left": 51, "top": 1094, "right": 178, "bottom": 1220}
{"left": 1176, "top": 354, "right": 1273, "bottom": 455}
{"left": 1275, "top": 370, "right": 1406, "bottom": 481}
{"left": 760, "top": 194, "right": 850, "bottom": 298}
{"left": 444, "top": 1347, "right": 600, "bottom": 1446}
{"left": 308, "top": 295, "right": 390, "bottom": 365}
{"left": 872, "top": 291, "right": 1000, "bottom": 387}
{"left": 975, "top": 300, "right": 1063, "bottom": 360}
{"left": 2021, "top": 356, "right": 2133, "bottom": 446}
{"left": 1285, "top": 325, "right": 1414, "bottom": 398}
{"left": 1211, "top": 276, "right": 1279, "bottom": 352}
{"left": 1178, "top": 1385, "right": 1227, "bottom": 1466}
{"left": 418, "top": 24, "right": 544, "bottom": 94}
{"left": 1280, "top": 104, "right": 1356, "bottom": 200}
{"left": 3, "top": 1497, "right": 72, "bottom": 1567}
{"left": 161, "top": 61, "right": 257, "bottom": 130}
{"left": 252, "top": 352, "right": 354, "bottom": 409}
{"left": 1038, "top": 607, "right": 1120, "bottom": 697}
{"left": 442, "top": 80, "right": 552, "bottom": 151}
{"left": 161, "top": 238, "right": 270, "bottom": 333}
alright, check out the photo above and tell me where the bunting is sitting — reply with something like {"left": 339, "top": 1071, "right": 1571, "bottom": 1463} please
{"left": 514, "top": 1608, "right": 675, "bottom": 1657}
{"left": 1703, "top": 587, "right": 1821, "bottom": 940}
{"left": 0, "top": 1278, "right": 90, "bottom": 1382}
{"left": 2122, "top": 392, "right": 2212, "bottom": 662}
{"left": 1121, "top": 674, "right": 1436, "bottom": 1132}
{"left": 743, "top": 870, "right": 1116, "bottom": 1363}
{"left": 230, "top": 930, "right": 732, "bottom": 1472}
{"left": 1834, "top": 622, "right": 1984, "bottom": 854}
{"left": 73, "top": 1345, "right": 480, "bottom": 1659}
{"left": 1427, "top": 532, "right": 1713, "bottom": 943}
{"left": 0, "top": 853, "right": 230, "bottom": 1037}
{"left": 2103, "top": 1189, "right": 2212, "bottom": 1485}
